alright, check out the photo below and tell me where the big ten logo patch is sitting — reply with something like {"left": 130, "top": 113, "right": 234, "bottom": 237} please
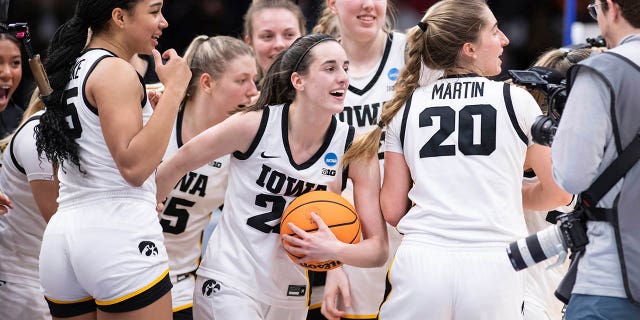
{"left": 208, "top": 160, "right": 222, "bottom": 168}
{"left": 322, "top": 168, "right": 336, "bottom": 176}
{"left": 202, "top": 279, "right": 221, "bottom": 297}
{"left": 138, "top": 241, "right": 158, "bottom": 256}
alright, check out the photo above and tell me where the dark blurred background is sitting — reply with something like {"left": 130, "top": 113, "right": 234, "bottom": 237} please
{"left": 7, "top": 0, "right": 597, "bottom": 107}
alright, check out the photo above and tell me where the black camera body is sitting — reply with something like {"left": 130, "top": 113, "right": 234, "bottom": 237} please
{"left": 508, "top": 67, "right": 567, "bottom": 146}
{"left": 556, "top": 212, "right": 589, "bottom": 252}
{"left": 507, "top": 209, "right": 588, "bottom": 271}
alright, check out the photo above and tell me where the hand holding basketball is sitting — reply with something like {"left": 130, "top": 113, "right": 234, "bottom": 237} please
{"left": 282, "top": 212, "right": 346, "bottom": 263}
{"left": 280, "top": 190, "right": 361, "bottom": 272}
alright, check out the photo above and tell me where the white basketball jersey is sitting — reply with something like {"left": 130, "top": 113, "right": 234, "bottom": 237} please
{"left": 0, "top": 111, "right": 53, "bottom": 285}
{"left": 330, "top": 32, "right": 407, "bottom": 317}
{"left": 197, "top": 104, "right": 354, "bottom": 308}
{"left": 338, "top": 32, "right": 405, "bottom": 139}
{"left": 386, "top": 76, "right": 541, "bottom": 245}
{"left": 160, "top": 107, "right": 229, "bottom": 276}
{"left": 57, "top": 49, "right": 156, "bottom": 205}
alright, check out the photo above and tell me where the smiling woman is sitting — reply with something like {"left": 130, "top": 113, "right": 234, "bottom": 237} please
{"left": 308, "top": 0, "right": 411, "bottom": 318}
{"left": 341, "top": 0, "right": 571, "bottom": 319}
{"left": 155, "top": 33, "right": 388, "bottom": 320}
{"left": 157, "top": 35, "right": 258, "bottom": 319}
{"left": 243, "top": 0, "right": 307, "bottom": 80}
{"left": 0, "top": 31, "right": 23, "bottom": 139}
{"left": 34, "top": 0, "right": 191, "bottom": 319}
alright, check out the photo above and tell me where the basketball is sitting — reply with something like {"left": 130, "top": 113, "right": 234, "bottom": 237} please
{"left": 280, "top": 190, "right": 361, "bottom": 272}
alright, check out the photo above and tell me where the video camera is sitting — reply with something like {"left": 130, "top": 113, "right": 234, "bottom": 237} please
{"left": 508, "top": 67, "right": 567, "bottom": 146}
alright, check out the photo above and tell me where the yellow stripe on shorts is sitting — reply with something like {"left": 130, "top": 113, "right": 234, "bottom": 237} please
{"left": 96, "top": 269, "right": 170, "bottom": 306}
{"left": 173, "top": 303, "right": 193, "bottom": 312}
{"left": 45, "top": 295, "right": 94, "bottom": 304}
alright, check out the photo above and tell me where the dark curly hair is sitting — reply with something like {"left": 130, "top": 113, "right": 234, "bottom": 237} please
{"left": 35, "top": 0, "right": 140, "bottom": 171}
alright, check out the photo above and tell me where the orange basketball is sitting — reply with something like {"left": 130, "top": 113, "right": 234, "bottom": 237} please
{"left": 280, "top": 190, "right": 361, "bottom": 272}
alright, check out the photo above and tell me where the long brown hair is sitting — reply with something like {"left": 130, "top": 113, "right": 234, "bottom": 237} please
{"left": 342, "top": 0, "right": 490, "bottom": 166}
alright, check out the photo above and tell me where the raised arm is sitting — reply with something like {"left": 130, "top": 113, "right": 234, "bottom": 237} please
{"left": 156, "top": 109, "right": 264, "bottom": 203}
{"left": 89, "top": 49, "right": 190, "bottom": 187}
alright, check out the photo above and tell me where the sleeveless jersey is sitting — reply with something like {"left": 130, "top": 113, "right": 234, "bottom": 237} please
{"left": 386, "top": 75, "right": 541, "bottom": 245}
{"left": 0, "top": 111, "right": 53, "bottom": 285}
{"left": 323, "top": 32, "right": 407, "bottom": 318}
{"left": 160, "top": 107, "right": 229, "bottom": 276}
{"left": 338, "top": 32, "right": 407, "bottom": 204}
{"left": 57, "top": 49, "right": 155, "bottom": 205}
{"left": 338, "top": 32, "right": 405, "bottom": 140}
{"left": 196, "top": 103, "right": 354, "bottom": 307}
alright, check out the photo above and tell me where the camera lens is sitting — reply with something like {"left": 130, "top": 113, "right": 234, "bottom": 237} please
{"left": 507, "top": 225, "right": 566, "bottom": 271}
{"left": 531, "top": 115, "right": 557, "bottom": 147}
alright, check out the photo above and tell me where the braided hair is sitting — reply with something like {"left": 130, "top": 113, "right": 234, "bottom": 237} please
{"left": 35, "top": 0, "right": 140, "bottom": 171}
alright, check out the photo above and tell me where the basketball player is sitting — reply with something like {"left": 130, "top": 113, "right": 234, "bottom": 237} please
{"left": 156, "top": 33, "right": 388, "bottom": 320}
{"left": 309, "top": 1, "right": 424, "bottom": 318}
{"left": 34, "top": 0, "right": 191, "bottom": 318}
{"left": 243, "top": 0, "right": 306, "bottom": 78}
{"left": 0, "top": 90, "right": 56, "bottom": 320}
{"left": 160, "top": 35, "right": 258, "bottom": 320}
{"left": 341, "top": 1, "right": 572, "bottom": 319}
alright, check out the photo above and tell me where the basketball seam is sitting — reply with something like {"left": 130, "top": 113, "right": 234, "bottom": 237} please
{"left": 282, "top": 199, "right": 358, "bottom": 225}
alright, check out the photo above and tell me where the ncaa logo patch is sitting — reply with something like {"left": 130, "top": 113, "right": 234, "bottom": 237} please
{"left": 324, "top": 153, "right": 338, "bottom": 167}
{"left": 202, "top": 279, "right": 221, "bottom": 297}
{"left": 388, "top": 68, "right": 399, "bottom": 81}
{"left": 138, "top": 241, "right": 158, "bottom": 256}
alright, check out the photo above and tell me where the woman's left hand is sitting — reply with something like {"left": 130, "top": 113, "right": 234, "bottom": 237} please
{"left": 148, "top": 90, "right": 162, "bottom": 109}
{"left": 281, "top": 212, "right": 346, "bottom": 263}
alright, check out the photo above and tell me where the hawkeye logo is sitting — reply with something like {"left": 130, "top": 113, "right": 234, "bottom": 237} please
{"left": 202, "top": 279, "right": 221, "bottom": 297}
{"left": 138, "top": 241, "right": 158, "bottom": 256}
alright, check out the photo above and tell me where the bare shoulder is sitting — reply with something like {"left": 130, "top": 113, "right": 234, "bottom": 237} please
{"left": 85, "top": 57, "right": 142, "bottom": 106}
{"left": 88, "top": 56, "right": 139, "bottom": 85}
{"left": 226, "top": 109, "right": 265, "bottom": 135}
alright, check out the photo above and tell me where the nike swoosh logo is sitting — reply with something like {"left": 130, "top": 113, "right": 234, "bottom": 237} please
{"left": 261, "top": 152, "right": 279, "bottom": 159}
